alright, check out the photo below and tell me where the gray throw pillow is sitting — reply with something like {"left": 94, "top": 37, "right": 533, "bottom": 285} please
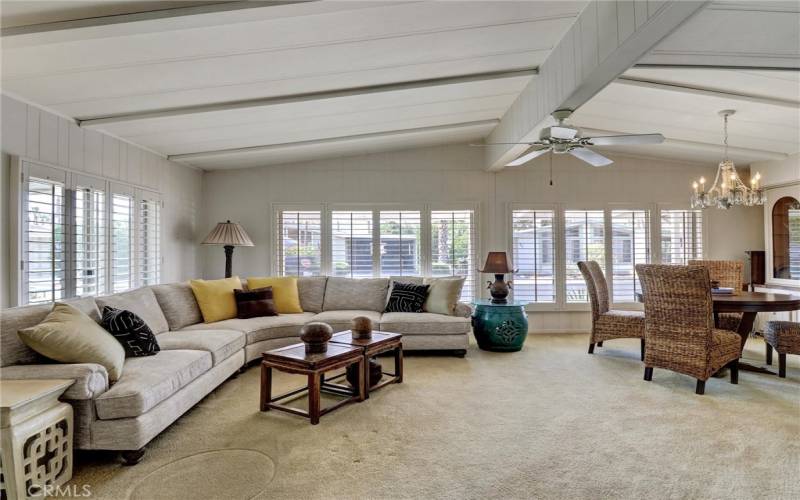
{"left": 423, "top": 277, "right": 465, "bottom": 315}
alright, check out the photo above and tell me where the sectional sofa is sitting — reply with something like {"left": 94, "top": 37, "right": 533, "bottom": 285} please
{"left": 0, "top": 276, "right": 472, "bottom": 463}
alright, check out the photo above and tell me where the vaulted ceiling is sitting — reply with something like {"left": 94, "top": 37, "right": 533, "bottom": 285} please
{"left": 1, "top": 1, "right": 798, "bottom": 170}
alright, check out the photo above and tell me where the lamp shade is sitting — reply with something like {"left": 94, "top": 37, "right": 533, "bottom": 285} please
{"left": 202, "top": 220, "right": 254, "bottom": 247}
{"left": 480, "top": 252, "right": 512, "bottom": 274}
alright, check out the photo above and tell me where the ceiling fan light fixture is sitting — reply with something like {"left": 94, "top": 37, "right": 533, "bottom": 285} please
{"left": 690, "top": 110, "right": 765, "bottom": 210}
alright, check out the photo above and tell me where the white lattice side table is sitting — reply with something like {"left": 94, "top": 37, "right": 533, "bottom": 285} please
{"left": 1, "top": 379, "right": 74, "bottom": 499}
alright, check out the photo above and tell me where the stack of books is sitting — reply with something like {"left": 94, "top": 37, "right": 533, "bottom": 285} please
{"left": 711, "top": 287, "right": 734, "bottom": 295}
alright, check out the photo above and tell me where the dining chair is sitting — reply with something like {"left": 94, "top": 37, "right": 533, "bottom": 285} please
{"left": 636, "top": 264, "right": 740, "bottom": 395}
{"left": 688, "top": 260, "right": 744, "bottom": 332}
{"left": 577, "top": 261, "right": 645, "bottom": 360}
{"left": 764, "top": 321, "right": 800, "bottom": 378}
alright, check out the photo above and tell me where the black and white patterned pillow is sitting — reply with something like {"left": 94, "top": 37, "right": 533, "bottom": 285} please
{"left": 102, "top": 306, "right": 160, "bottom": 357}
{"left": 385, "top": 282, "right": 430, "bottom": 313}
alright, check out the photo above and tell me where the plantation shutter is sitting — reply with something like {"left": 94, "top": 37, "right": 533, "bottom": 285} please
{"left": 22, "top": 166, "right": 67, "bottom": 304}
{"left": 331, "top": 211, "right": 373, "bottom": 277}
{"left": 610, "top": 209, "right": 650, "bottom": 303}
{"left": 138, "top": 191, "right": 162, "bottom": 286}
{"left": 564, "top": 210, "right": 605, "bottom": 303}
{"left": 111, "top": 186, "right": 135, "bottom": 292}
{"left": 660, "top": 209, "right": 703, "bottom": 264}
{"left": 511, "top": 209, "right": 555, "bottom": 303}
{"left": 275, "top": 210, "right": 322, "bottom": 276}
{"left": 379, "top": 210, "right": 422, "bottom": 277}
{"left": 73, "top": 174, "right": 106, "bottom": 297}
{"left": 430, "top": 210, "right": 475, "bottom": 301}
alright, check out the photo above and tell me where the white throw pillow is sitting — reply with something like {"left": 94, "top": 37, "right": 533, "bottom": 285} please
{"left": 423, "top": 277, "right": 465, "bottom": 316}
{"left": 19, "top": 302, "right": 125, "bottom": 381}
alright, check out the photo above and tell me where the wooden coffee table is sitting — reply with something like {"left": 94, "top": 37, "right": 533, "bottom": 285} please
{"left": 260, "top": 343, "right": 364, "bottom": 425}
{"left": 328, "top": 331, "right": 403, "bottom": 399}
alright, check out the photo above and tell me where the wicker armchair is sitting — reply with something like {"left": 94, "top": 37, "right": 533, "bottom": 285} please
{"left": 577, "top": 261, "right": 645, "bottom": 360}
{"left": 763, "top": 321, "right": 800, "bottom": 378}
{"left": 636, "top": 264, "right": 740, "bottom": 395}
{"left": 688, "top": 260, "right": 744, "bottom": 332}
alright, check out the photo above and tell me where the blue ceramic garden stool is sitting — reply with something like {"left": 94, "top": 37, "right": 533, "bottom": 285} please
{"left": 471, "top": 300, "right": 529, "bottom": 352}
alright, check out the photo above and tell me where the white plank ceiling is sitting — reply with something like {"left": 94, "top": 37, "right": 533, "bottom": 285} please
{"left": 1, "top": 0, "right": 798, "bottom": 170}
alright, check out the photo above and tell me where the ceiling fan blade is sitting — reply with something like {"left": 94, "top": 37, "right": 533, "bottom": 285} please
{"left": 506, "top": 148, "right": 549, "bottom": 167}
{"left": 469, "top": 142, "right": 543, "bottom": 146}
{"left": 569, "top": 147, "right": 613, "bottom": 167}
{"left": 586, "top": 133, "right": 664, "bottom": 146}
{"left": 550, "top": 126, "right": 578, "bottom": 140}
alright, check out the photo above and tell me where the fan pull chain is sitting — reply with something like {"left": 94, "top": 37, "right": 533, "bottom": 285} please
{"left": 549, "top": 151, "right": 553, "bottom": 186}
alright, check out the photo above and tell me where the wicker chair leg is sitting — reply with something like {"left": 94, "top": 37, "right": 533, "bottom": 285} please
{"left": 597, "top": 341, "right": 603, "bottom": 347}
{"left": 695, "top": 380, "right": 706, "bottom": 395}
{"left": 765, "top": 343, "right": 772, "bottom": 365}
{"left": 778, "top": 353, "right": 787, "bottom": 378}
{"left": 729, "top": 360, "right": 739, "bottom": 385}
{"left": 640, "top": 339, "right": 645, "bottom": 361}
{"left": 588, "top": 343, "right": 595, "bottom": 354}
{"left": 643, "top": 366, "right": 653, "bottom": 381}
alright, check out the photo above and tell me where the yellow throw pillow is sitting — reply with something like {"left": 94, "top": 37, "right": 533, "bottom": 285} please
{"left": 190, "top": 276, "right": 242, "bottom": 323}
{"left": 19, "top": 302, "right": 126, "bottom": 381}
{"left": 246, "top": 277, "right": 303, "bottom": 313}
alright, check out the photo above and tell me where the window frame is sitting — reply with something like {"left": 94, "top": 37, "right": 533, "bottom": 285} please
{"left": 508, "top": 203, "right": 561, "bottom": 311}
{"left": 10, "top": 156, "right": 164, "bottom": 306}
{"left": 270, "top": 202, "right": 479, "bottom": 301}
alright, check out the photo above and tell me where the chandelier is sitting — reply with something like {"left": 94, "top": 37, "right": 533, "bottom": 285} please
{"left": 690, "top": 110, "right": 765, "bottom": 210}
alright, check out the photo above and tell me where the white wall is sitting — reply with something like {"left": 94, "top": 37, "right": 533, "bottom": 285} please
{"left": 199, "top": 144, "right": 765, "bottom": 333}
{"left": 751, "top": 153, "right": 800, "bottom": 188}
{"left": 0, "top": 94, "right": 203, "bottom": 308}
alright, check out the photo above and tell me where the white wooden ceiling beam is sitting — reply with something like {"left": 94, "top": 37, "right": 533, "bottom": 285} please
{"left": 77, "top": 68, "right": 536, "bottom": 128}
{"left": 615, "top": 76, "right": 800, "bottom": 109}
{"left": 0, "top": 1, "right": 329, "bottom": 48}
{"left": 484, "top": 0, "right": 710, "bottom": 171}
{"left": 168, "top": 119, "right": 499, "bottom": 161}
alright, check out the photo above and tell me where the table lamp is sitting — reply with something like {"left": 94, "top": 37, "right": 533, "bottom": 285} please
{"left": 480, "top": 252, "right": 515, "bottom": 303}
{"left": 202, "top": 220, "right": 254, "bottom": 278}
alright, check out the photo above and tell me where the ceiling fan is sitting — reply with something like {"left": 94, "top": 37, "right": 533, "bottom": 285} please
{"left": 475, "top": 110, "right": 665, "bottom": 167}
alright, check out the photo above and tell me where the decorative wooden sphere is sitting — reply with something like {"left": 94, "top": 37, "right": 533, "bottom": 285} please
{"left": 300, "top": 322, "right": 333, "bottom": 354}
{"left": 351, "top": 316, "right": 373, "bottom": 340}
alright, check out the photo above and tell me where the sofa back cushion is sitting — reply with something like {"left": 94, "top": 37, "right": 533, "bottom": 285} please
{"left": 0, "top": 297, "right": 100, "bottom": 367}
{"left": 297, "top": 277, "right": 327, "bottom": 313}
{"left": 96, "top": 287, "right": 170, "bottom": 334}
{"left": 151, "top": 282, "right": 204, "bottom": 331}
{"left": 322, "top": 277, "right": 389, "bottom": 312}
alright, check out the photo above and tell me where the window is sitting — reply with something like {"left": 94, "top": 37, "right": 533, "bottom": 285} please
{"left": 611, "top": 210, "right": 650, "bottom": 302}
{"left": 431, "top": 210, "right": 475, "bottom": 300}
{"left": 331, "top": 211, "right": 373, "bottom": 277}
{"left": 138, "top": 193, "right": 161, "bottom": 286}
{"left": 275, "top": 210, "right": 322, "bottom": 276}
{"left": 564, "top": 210, "right": 605, "bottom": 303}
{"left": 511, "top": 209, "right": 555, "bottom": 303}
{"left": 660, "top": 209, "right": 703, "bottom": 264}
{"left": 379, "top": 210, "right": 421, "bottom": 277}
{"left": 111, "top": 191, "right": 135, "bottom": 292}
{"left": 73, "top": 179, "right": 106, "bottom": 297}
{"left": 23, "top": 175, "right": 66, "bottom": 304}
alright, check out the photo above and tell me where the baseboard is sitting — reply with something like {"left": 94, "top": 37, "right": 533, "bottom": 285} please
{"left": 528, "top": 329, "right": 591, "bottom": 335}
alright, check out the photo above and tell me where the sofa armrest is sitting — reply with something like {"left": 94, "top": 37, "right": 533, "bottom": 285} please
{"left": 454, "top": 302, "right": 473, "bottom": 318}
{"left": 0, "top": 363, "right": 109, "bottom": 400}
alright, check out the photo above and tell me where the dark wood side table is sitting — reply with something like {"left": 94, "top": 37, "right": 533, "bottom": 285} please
{"left": 328, "top": 331, "right": 403, "bottom": 399}
{"left": 260, "top": 343, "right": 365, "bottom": 425}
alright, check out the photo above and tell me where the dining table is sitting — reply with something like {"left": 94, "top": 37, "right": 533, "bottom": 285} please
{"left": 636, "top": 291, "right": 800, "bottom": 374}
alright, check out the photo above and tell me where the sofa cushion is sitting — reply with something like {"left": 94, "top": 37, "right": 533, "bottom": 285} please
{"left": 96, "top": 287, "right": 170, "bottom": 334}
{"left": 157, "top": 329, "right": 245, "bottom": 365}
{"left": 151, "top": 282, "right": 204, "bottom": 331}
{"left": 189, "top": 277, "right": 241, "bottom": 323}
{"left": 423, "top": 277, "right": 465, "bottom": 316}
{"left": 1, "top": 297, "right": 100, "bottom": 367}
{"left": 380, "top": 312, "right": 471, "bottom": 335}
{"left": 245, "top": 277, "right": 303, "bottom": 313}
{"left": 322, "top": 278, "right": 389, "bottom": 312}
{"left": 297, "top": 277, "right": 327, "bottom": 313}
{"left": 310, "top": 310, "right": 382, "bottom": 333}
{"left": 19, "top": 303, "right": 126, "bottom": 381}
{"left": 94, "top": 349, "right": 212, "bottom": 420}
{"left": 183, "top": 313, "right": 315, "bottom": 344}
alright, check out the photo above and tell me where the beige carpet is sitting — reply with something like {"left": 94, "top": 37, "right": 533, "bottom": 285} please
{"left": 60, "top": 334, "right": 799, "bottom": 500}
